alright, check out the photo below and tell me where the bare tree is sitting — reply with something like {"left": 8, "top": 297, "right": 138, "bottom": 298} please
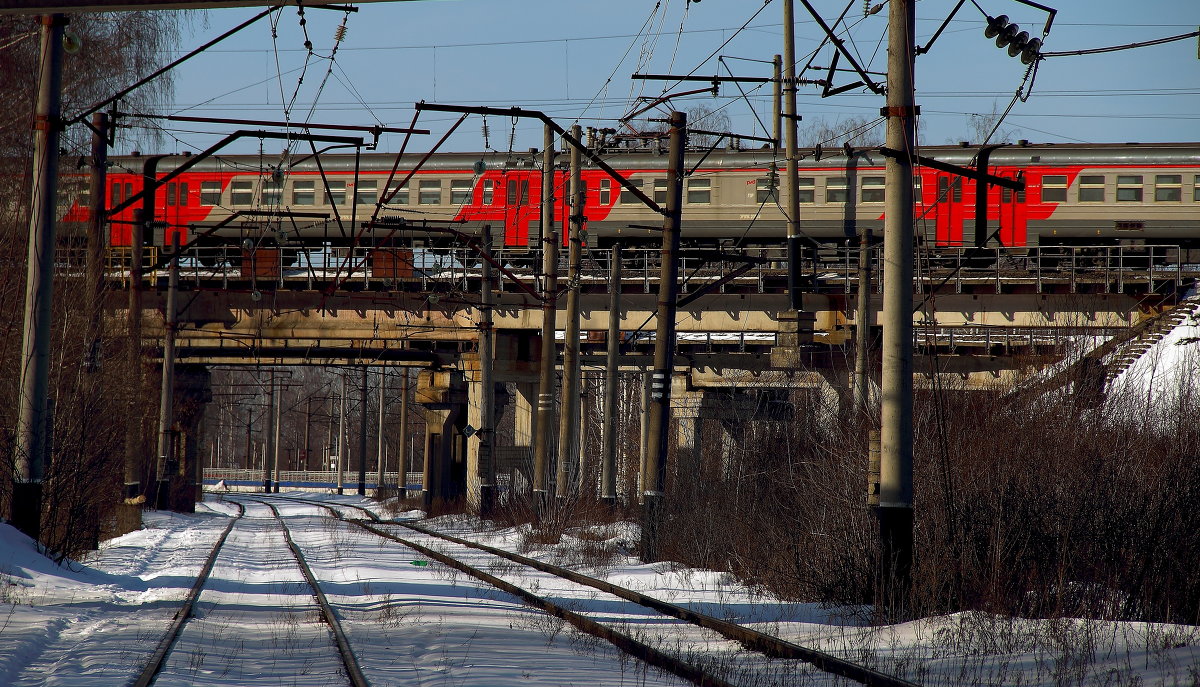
{"left": 964, "top": 100, "right": 1021, "bottom": 145}
{"left": 0, "top": 12, "right": 187, "bottom": 558}
{"left": 799, "top": 115, "right": 885, "bottom": 149}
{"left": 685, "top": 103, "right": 732, "bottom": 148}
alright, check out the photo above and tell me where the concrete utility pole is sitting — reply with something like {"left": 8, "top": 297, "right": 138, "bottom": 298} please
{"left": 642, "top": 110, "right": 686, "bottom": 563}
{"left": 532, "top": 125, "right": 557, "bottom": 514}
{"left": 478, "top": 226, "right": 497, "bottom": 515}
{"left": 600, "top": 244, "right": 622, "bottom": 508}
{"left": 11, "top": 14, "right": 65, "bottom": 540}
{"left": 85, "top": 112, "right": 109, "bottom": 373}
{"left": 783, "top": 0, "right": 804, "bottom": 310}
{"left": 854, "top": 230, "right": 873, "bottom": 419}
{"left": 772, "top": 54, "right": 783, "bottom": 154}
{"left": 879, "top": 0, "right": 917, "bottom": 611}
{"left": 125, "top": 206, "right": 145, "bottom": 502}
{"left": 244, "top": 408, "right": 252, "bottom": 471}
{"left": 156, "top": 235, "right": 181, "bottom": 508}
{"left": 263, "top": 373, "right": 274, "bottom": 493}
{"left": 398, "top": 370, "right": 410, "bottom": 497}
{"left": 376, "top": 370, "right": 386, "bottom": 491}
{"left": 337, "top": 374, "right": 346, "bottom": 495}
{"left": 556, "top": 125, "right": 585, "bottom": 502}
{"left": 272, "top": 378, "right": 282, "bottom": 491}
{"left": 358, "top": 366, "right": 368, "bottom": 496}
{"left": 304, "top": 395, "right": 313, "bottom": 472}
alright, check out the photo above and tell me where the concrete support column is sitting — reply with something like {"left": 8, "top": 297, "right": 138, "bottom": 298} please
{"left": 512, "top": 381, "right": 536, "bottom": 493}
{"left": 674, "top": 414, "right": 701, "bottom": 503}
{"left": 173, "top": 364, "right": 212, "bottom": 513}
{"left": 417, "top": 369, "right": 466, "bottom": 512}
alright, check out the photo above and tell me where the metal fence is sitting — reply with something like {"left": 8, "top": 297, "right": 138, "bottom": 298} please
{"left": 57, "top": 243, "right": 1198, "bottom": 296}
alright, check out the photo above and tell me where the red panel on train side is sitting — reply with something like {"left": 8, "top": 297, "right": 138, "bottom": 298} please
{"left": 502, "top": 171, "right": 539, "bottom": 248}
{"left": 934, "top": 175, "right": 964, "bottom": 247}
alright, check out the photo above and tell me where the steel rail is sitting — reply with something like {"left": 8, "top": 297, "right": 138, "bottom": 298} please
{"left": 128, "top": 500, "right": 245, "bottom": 687}
{"left": 269, "top": 494, "right": 918, "bottom": 687}
{"left": 387, "top": 521, "right": 920, "bottom": 687}
{"left": 266, "top": 496, "right": 737, "bottom": 687}
{"left": 253, "top": 499, "right": 371, "bottom": 687}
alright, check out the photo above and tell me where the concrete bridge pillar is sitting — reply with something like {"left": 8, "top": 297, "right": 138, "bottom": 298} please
{"left": 416, "top": 370, "right": 467, "bottom": 512}
{"left": 463, "top": 355, "right": 511, "bottom": 511}
{"left": 172, "top": 364, "right": 212, "bottom": 512}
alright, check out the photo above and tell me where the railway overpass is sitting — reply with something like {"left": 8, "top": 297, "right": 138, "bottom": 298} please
{"left": 94, "top": 243, "right": 1199, "bottom": 507}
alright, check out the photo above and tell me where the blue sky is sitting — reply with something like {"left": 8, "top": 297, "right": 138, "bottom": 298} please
{"left": 120, "top": 0, "right": 1198, "bottom": 155}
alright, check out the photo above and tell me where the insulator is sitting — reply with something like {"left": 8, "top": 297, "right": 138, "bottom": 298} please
{"left": 995, "top": 22, "right": 1019, "bottom": 49}
{"left": 984, "top": 14, "right": 1008, "bottom": 39}
{"left": 1008, "top": 31, "right": 1030, "bottom": 57}
{"left": 333, "top": 24, "right": 347, "bottom": 43}
{"left": 1021, "top": 37, "right": 1043, "bottom": 65}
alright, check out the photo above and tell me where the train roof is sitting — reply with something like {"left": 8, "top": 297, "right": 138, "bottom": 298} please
{"left": 109, "top": 141, "right": 1200, "bottom": 175}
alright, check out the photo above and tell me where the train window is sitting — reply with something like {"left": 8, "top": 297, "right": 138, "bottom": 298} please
{"left": 262, "top": 177, "right": 283, "bottom": 206}
{"left": 861, "top": 176, "right": 885, "bottom": 203}
{"left": 913, "top": 176, "right": 923, "bottom": 199}
{"left": 450, "top": 179, "right": 472, "bottom": 205}
{"left": 1154, "top": 174, "right": 1182, "bottom": 202}
{"left": 1041, "top": 175, "right": 1067, "bottom": 202}
{"left": 798, "top": 177, "right": 815, "bottom": 203}
{"left": 483, "top": 180, "right": 495, "bottom": 204}
{"left": 292, "top": 180, "right": 315, "bottom": 206}
{"left": 230, "top": 180, "right": 254, "bottom": 206}
{"left": 1002, "top": 187, "right": 1012, "bottom": 203}
{"left": 110, "top": 182, "right": 121, "bottom": 207}
{"left": 166, "top": 183, "right": 177, "bottom": 207}
{"left": 619, "top": 178, "right": 644, "bottom": 204}
{"left": 386, "top": 183, "right": 408, "bottom": 205}
{"left": 1194, "top": 175, "right": 1200, "bottom": 202}
{"left": 200, "top": 181, "right": 221, "bottom": 205}
{"left": 507, "top": 179, "right": 530, "bottom": 205}
{"left": 599, "top": 179, "right": 610, "bottom": 205}
{"left": 1078, "top": 175, "right": 1105, "bottom": 202}
{"left": 419, "top": 179, "right": 441, "bottom": 205}
{"left": 1117, "top": 175, "right": 1143, "bottom": 202}
{"left": 179, "top": 183, "right": 189, "bottom": 207}
{"left": 325, "top": 180, "right": 346, "bottom": 205}
{"left": 355, "top": 180, "right": 378, "bottom": 205}
{"left": 826, "top": 177, "right": 848, "bottom": 203}
{"left": 654, "top": 179, "right": 668, "bottom": 204}
{"left": 756, "top": 177, "right": 777, "bottom": 203}
{"left": 686, "top": 178, "right": 711, "bottom": 204}
{"left": 951, "top": 178, "right": 962, "bottom": 202}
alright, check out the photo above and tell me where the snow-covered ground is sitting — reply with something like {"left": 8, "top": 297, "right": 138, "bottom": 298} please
{"left": 2, "top": 492, "right": 1198, "bottom": 686}
{"left": 1107, "top": 302, "right": 1200, "bottom": 405}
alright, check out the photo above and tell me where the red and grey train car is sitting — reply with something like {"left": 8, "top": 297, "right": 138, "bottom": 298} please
{"left": 69, "top": 141, "right": 1200, "bottom": 260}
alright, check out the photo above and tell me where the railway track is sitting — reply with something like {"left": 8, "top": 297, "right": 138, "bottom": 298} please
{"left": 128, "top": 498, "right": 368, "bottom": 687}
{"left": 265, "top": 493, "right": 919, "bottom": 687}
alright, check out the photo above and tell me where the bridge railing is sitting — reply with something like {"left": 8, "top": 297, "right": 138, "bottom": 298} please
{"left": 204, "top": 467, "right": 423, "bottom": 490}
{"left": 59, "top": 243, "right": 1195, "bottom": 296}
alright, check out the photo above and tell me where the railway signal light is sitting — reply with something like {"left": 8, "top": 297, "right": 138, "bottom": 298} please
{"left": 984, "top": 15, "right": 1042, "bottom": 64}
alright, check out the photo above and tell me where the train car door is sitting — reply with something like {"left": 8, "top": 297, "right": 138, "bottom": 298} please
{"left": 935, "top": 175, "right": 964, "bottom": 246}
{"left": 503, "top": 171, "right": 539, "bottom": 249}
{"left": 997, "top": 174, "right": 1027, "bottom": 247}
{"left": 162, "top": 180, "right": 190, "bottom": 246}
